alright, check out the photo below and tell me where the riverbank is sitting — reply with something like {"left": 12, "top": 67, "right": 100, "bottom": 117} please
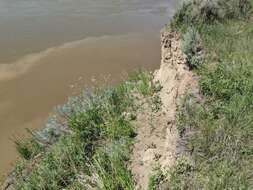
{"left": 0, "top": 33, "right": 161, "bottom": 179}
{"left": 2, "top": 24, "right": 197, "bottom": 190}
{"left": 2, "top": 0, "right": 253, "bottom": 189}
{"left": 0, "top": 0, "right": 176, "bottom": 175}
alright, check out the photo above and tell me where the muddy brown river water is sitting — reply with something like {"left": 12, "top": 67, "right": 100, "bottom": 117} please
{"left": 0, "top": 0, "right": 176, "bottom": 178}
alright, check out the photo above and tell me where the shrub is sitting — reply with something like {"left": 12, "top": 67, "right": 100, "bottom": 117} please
{"left": 172, "top": 0, "right": 252, "bottom": 28}
{"left": 182, "top": 27, "right": 203, "bottom": 69}
{"left": 68, "top": 108, "right": 103, "bottom": 141}
{"left": 171, "top": 0, "right": 193, "bottom": 29}
{"left": 200, "top": 62, "right": 253, "bottom": 101}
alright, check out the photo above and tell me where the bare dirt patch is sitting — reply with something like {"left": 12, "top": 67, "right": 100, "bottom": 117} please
{"left": 130, "top": 29, "right": 199, "bottom": 190}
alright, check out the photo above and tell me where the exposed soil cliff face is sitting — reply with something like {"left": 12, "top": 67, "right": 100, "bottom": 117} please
{"left": 130, "top": 29, "right": 198, "bottom": 189}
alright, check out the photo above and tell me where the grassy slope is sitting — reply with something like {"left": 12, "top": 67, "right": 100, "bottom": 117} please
{"left": 149, "top": 0, "right": 253, "bottom": 189}
{"left": 12, "top": 71, "right": 161, "bottom": 189}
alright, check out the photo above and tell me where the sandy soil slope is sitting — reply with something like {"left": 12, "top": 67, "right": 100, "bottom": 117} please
{"left": 130, "top": 29, "right": 199, "bottom": 190}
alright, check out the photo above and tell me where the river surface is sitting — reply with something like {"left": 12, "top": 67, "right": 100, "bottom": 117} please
{"left": 0, "top": 0, "right": 176, "bottom": 178}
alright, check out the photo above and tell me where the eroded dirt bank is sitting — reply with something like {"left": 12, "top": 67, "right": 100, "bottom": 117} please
{"left": 130, "top": 29, "right": 198, "bottom": 189}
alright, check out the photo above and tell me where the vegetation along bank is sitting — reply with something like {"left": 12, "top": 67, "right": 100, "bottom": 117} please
{"left": 2, "top": 0, "right": 253, "bottom": 189}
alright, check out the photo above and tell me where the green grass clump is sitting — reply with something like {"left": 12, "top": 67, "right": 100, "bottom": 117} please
{"left": 13, "top": 70, "right": 158, "bottom": 189}
{"left": 148, "top": 157, "right": 194, "bottom": 190}
{"left": 167, "top": 1, "right": 253, "bottom": 189}
{"left": 128, "top": 69, "right": 162, "bottom": 96}
{"left": 91, "top": 139, "right": 134, "bottom": 189}
{"left": 148, "top": 167, "right": 167, "bottom": 190}
{"left": 15, "top": 140, "right": 41, "bottom": 161}
{"left": 168, "top": 157, "right": 194, "bottom": 190}
{"left": 14, "top": 132, "right": 45, "bottom": 161}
